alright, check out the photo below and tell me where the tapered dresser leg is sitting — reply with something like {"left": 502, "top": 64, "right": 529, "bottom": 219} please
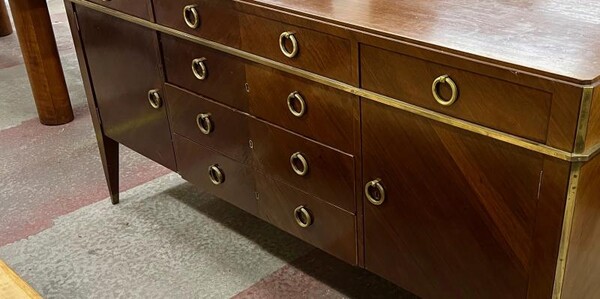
{"left": 99, "top": 135, "right": 119, "bottom": 204}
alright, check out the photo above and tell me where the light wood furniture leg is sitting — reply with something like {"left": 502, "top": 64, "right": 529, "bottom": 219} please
{"left": 8, "top": 0, "right": 73, "bottom": 125}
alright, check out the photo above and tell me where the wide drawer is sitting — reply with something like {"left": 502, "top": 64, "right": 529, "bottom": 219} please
{"left": 239, "top": 13, "right": 353, "bottom": 84}
{"left": 256, "top": 174, "right": 357, "bottom": 265}
{"left": 166, "top": 84, "right": 251, "bottom": 163}
{"left": 361, "top": 45, "right": 552, "bottom": 142}
{"left": 249, "top": 121, "right": 355, "bottom": 213}
{"left": 173, "top": 134, "right": 258, "bottom": 215}
{"left": 87, "top": 0, "right": 154, "bottom": 21}
{"left": 161, "top": 34, "right": 248, "bottom": 111}
{"left": 246, "top": 63, "right": 358, "bottom": 153}
{"left": 153, "top": 0, "right": 240, "bottom": 47}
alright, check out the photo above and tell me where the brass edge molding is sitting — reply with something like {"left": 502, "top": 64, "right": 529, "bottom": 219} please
{"left": 68, "top": 0, "right": 592, "bottom": 162}
{"left": 574, "top": 87, "right": 595, "bottom": 153}
{"left": 551, "top": 162, "right": 582, "bottom": 299}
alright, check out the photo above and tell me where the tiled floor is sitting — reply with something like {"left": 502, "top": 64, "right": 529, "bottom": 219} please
{"left": 0, "top": 1, "right": 416, "bottom": 298}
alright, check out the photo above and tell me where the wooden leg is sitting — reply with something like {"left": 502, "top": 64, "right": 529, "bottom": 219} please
{"left": 8, "top": 0, "right": 74, "bottom": 125}
{"left": 99, "top": 135, "right": 120, "bottom": 205}
{"left": 0, "top": 0, "right": 12, "bottom": 36}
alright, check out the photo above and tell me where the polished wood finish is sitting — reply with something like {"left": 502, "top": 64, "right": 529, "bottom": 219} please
{"left": 77, "top": 6, "right": 176, "bottom": 170}
{"left": 246, "top": 62, "right": 357, "bottom": 153}
{"left": 583, "top": 87, "right": 600, "bottom": 153}
{"left": 361, "top": 45, "right": 552, "bottom": 143}
{"left": 8, "top": 0, "right": 73, "bottom": 125}
{"left": 244, "top": 0, "right": 600, "bottom": 85}
{"left": 362, "top": 99, "right": 556, "bottom": 298}
{"left": 153, "top": 0, "right": 240, "bottom": 47}
{"left": 174, "top": 134, "right": 258, "bottom": 216}
{"left": 87, "top": 0, "right": 153, "bottom": 21}
{"left": 239, "top": 12, "right": 354, "bottom": 84}
{"left": 166, "top": 84, "right": 251, "bottom": 163}
{"left": 562, "top": 156, "right": 600, "bottom": 298}
{"left": 257, "top": 173, "right": 357, "bottom": 265}
{"left": 0, "top": 0, "right": 12, "bottom": 36}
{"left": 250, "top": 120, "right": 355, "bottom": 213}
{"left": 161, "top": 34, "right": 248, "bottom": 111}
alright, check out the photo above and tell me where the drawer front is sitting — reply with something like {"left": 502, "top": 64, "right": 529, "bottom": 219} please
{"left": 361, "top": 45, "right": 552, "bottom": 142}
{"left": 240, "top": 13, "right": 353, "bottom": 84}
{"left": 77, "top": 6, "right": 176, "bottom": 170}
{"left": 257, "top": 174, "right": 357, "bottom": 265}
{"left": 161, "top": 34, "right": 248, "bottom": 111}
{"left": 153, "top": 0, "right": 240, "bottom": 47}
{"left": 246, "top": 63, "right": 357, "bottom": 153}
{"left": 174, "top": 135, "right": 257, "bottom": 215}
{"left": 249, "top": 121, "right": 355, "bottom": 213}
{"left": 87, "top": 0, "right": 153, "bottom": 21}
{"left": 166, "top": 84, "right": 251, "bottom": 163}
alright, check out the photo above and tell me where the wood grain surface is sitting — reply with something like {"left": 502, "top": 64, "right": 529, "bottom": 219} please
{"left": 242, "top": 0, "right": 600, "bottom": 84}
{"left": 87, "top": 0, "right": 153, "bottom": 21}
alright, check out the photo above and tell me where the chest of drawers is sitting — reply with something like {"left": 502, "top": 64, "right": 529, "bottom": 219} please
{"left": 64, "top": 0, "right": 600, "bottom": 298}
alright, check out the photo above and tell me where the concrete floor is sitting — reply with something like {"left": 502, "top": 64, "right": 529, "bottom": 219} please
{"left": 0, "top": 1, "right": 416, "bottom": 298}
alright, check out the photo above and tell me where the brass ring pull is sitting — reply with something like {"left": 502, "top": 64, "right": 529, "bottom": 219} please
{"left": 432, "top": 75, "right": 459, "bottom": 106}
{"left": 208, "top": 164, "right": 224, "bottom": 185}
{"left": 287, "top": 91, "right": 306, "bottom": 117}
{"left": 148, "top": 89, "right": 162, "bottom": 109}
{"left": 365, "top": 179, "right": 385, "bottom": 206}
{"left": 192, "top": 57, "right": 207, "bottom": 80}
{"left": 279, "top": 31, "right": 299, "bottom": 58}
{"left": 183, "top": 5, "right": 200, "bottom": 29}
{"left": 196, "top": 113, "right": 212, "bottom": 135}
{"left": 290, "top": 152, "right": 308, "bottom": 176}
{"left": 294, "top": 205, "right": 313, "bottom": 228}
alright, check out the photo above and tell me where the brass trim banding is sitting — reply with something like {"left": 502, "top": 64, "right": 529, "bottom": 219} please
{"left": 68, "top": 0, "right": 598, "bottom": 162}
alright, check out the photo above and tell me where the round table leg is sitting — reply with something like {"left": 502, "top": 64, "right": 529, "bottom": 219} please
{"left": 7, "top": 0, "right": 74, "bottom": 125}
{"left": 0, "top": 0, "right": 12, "bottom": 36}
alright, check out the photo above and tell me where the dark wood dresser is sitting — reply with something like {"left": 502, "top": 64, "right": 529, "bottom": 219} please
{"left": 63, "top": 0, "right": 600, "bottom": 298}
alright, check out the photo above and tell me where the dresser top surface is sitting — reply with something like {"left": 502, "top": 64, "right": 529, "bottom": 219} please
{"left": 242, "top": 0, "right": 600, "bottom": 84}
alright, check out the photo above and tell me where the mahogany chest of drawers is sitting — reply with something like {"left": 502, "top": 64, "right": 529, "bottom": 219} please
{"left": 64, "top": 0, "right": 600, "bottom": 298}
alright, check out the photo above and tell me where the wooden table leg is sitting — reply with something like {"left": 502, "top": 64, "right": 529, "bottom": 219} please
{"left": 0, "top": 0, "right": 12, "bottom": 36}
{"left": 7, "top": 0, "right": 74, "bottom": 125}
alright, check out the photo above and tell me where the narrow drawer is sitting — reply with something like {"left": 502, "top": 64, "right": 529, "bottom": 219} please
{"left": 246, "top": 63, "right": 358, "bottom": 153}
{"left": 174, "top": 134, "right": 257, "bottom": 216}
{"left": 87, "top": 0, "right": 153, "bottom": 21}
{"left": 166, "top": 84, "right": 251, "bottom": 163}
{"left": 239, "top": 13, "right": 353, "bottom": 84}
{"left": 161, "top": 34, "right": 248, "bottom": 111}
{"left": 256, "top": 174, "right": 357, "bottom": 265}
{"left": 249, "top": 121, "right": 355, "bottom": 213}
{"left": 361, "top": 45, "right": 552, "bottom": 142}
{"left": 153, "top": 0, "right": 240, "bottom": 47}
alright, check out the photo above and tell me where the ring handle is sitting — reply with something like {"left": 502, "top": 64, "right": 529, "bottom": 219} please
{"left": 183, "top": 5, "right": 200, "bottom": 29}
{"left": 290, "top": 152, "right": 308, "bottom": 176}
{"left": 294, "top": 205, "right": 313, "bottom": 228}
{"left": 279, "top": 31, "right": 299, "bottom": 58}
{"left": 196, "top": 113, "right": 213, "bottom": 135}
{"left": 148, "top": 89, "right": 162, "bottom": 109}
{"left": 287, "top": 91, "right": 306, "bottom": 117}
{"left": 192, "top": 57, "right": 207, "bottom": 81}
{"left": 365, "top": 179, "right": 385, "bottom": 206}
{"left": 208, "top": 164, "right": 224, "bottom": 185}
{"left": 432, "top": 75, "right": 459, "bottom": 106}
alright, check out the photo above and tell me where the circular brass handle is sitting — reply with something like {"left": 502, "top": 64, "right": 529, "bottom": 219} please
{"left": 365, "top": 179, "right": 385, "bottom": 206}
{"left": 208, "top": 164, "right": 224, "bottom": 185}
{"left": 432, "top": 75, "right": 459, "bottom": 106}
{"left": 279, "top": 31, "right": 299, "bottom": 58}
{"left": 290, "top": 152, "right": 308, "bottom": 176}
{"left": 196, "top": 113, "right": 213, "bottom": 135}
{"left": 183, "top": 5, "right": 200, "bottom": 29}
{"left": 294, "top": 205, "right": 313, "bottom": 228}
{"left": 287, "top": 91, "right": 306, "bottom": 117}
{"left": 148, "top": 89, "right": 162, "bottom": 109}
{"left": 192, "top": 57, "right": 207, "bottom": 80}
